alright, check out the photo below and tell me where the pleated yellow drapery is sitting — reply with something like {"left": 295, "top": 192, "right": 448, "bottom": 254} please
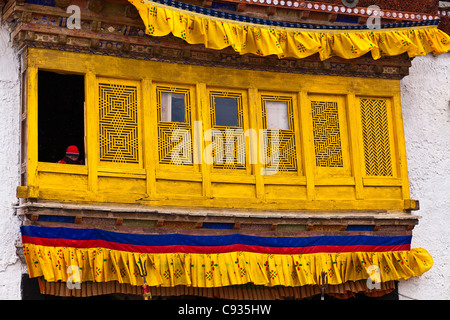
{"left": 24, "top": 243, "right": 433, "bottom": 288}
{"left": 129, "top": 0, "right": 450, "bottom": 60}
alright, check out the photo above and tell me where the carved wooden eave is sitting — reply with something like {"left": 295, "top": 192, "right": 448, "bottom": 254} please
{"left": 1, "top": 0, "right": 416, "bottom": 79}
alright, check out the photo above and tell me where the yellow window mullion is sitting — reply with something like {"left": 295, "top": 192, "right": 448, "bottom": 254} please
{"left": 291, "top": 93, "right": 303, "bottom": 177}
{"left": 392, "top": 94, "right": 410, "bottom": 199}
{"left": 26, "top": 65, "right": 39, "bottom": 198}
{"left": 142, "top": 78, "right": 157, "bottom": 198}
{"left": 85, "top": 72, "right": 99, "bottom": 197}
{"left": 248, "top": 87, "right": 264, "bottom": 200}
{"left": 346, "top": 93, "right": 364, "bottom": 200}
{"left": 197, "top": 82, "right": 212, "bottom": 198}
{"left": 299, "top": 91, "right": 316, "bottom": 200}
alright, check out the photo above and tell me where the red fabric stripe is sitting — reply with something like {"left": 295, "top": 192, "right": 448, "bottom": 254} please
{"left": 22, "top": 235, "right": 410, "bottom": 254}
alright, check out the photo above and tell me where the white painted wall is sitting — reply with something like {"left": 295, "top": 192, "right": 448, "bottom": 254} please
{"left": 0, "top": 22, "right": 22, "bottom": 300}
{"left": 399, "top": 53, "right": 450, "bottom": 300}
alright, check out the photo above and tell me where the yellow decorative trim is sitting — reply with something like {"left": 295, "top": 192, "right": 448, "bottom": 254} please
{"left": 129, "top": 0, "right": 450, "bottom": 60}
{"left": 24, "top": 244, "right": 433, "bottom": 288}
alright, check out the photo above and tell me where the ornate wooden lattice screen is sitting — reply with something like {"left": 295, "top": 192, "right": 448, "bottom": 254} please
{"left": 209, "top": 91, "right": 246, "bottom": 170}
{"left": 156, "top": 86, "right": 193, "bottom": 166}
{"left": 360, "top": 98, "right": 393, "bottom": 177}
{"left": 311, "top": 100, "right": 344, "bottom": 168}
{"left": 98, "top": 81, "right": 140, "bottom": 164}
{"left": 261, "top": 95, "right": 297, "bottom": 173}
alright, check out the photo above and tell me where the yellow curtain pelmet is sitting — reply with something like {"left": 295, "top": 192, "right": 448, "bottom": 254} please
{"left": 129, "top": 0, "right": 450, "bottom": 60}
{"left": 24, "top": 243, "right": 433, "bottom": 288}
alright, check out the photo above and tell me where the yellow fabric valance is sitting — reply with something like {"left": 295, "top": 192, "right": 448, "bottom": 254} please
{"left": 24, "top": 243, "right": 433, "bottom": 288}
{"left": 129, "top": 0, "right": 450, "bottom": 60}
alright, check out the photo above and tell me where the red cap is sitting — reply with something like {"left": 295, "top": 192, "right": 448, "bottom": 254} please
{"left": 66, "top": 145, "right": 79, "bottom": 154}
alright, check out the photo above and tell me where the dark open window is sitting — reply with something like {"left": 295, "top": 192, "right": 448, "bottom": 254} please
{"left": 38, "top": 70, "right": 85, "bottom": 164}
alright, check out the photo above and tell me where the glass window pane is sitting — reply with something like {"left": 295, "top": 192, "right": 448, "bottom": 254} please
{"left": 214, "top": 97, "right": 239, "bottom": 127}
{"left": 161, "top": 92, "right": 185, "bottom": 122}
{"left": 171, "top": 94, "right": 186, "bottom": 123}
{"left": 266, "top": 101, "right": 289, "bottom": 130}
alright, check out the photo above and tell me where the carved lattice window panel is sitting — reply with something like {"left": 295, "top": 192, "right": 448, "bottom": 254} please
{"left": 360, "top": 98, "right": 393, "bottom": 177}
{"left": 156, "top": 86, "right": 193, "bottom": 166}
{"left": 261, "top": 95, "right": 297, "bottom": 173}
{"left": 311, "top": 100, "right": 344, "bottom": 167}
{"left": 209, "top": 91, "right": 246, "bottom": 170}
{"left": 98, "top": 81, "right": 140, "bottom": 164}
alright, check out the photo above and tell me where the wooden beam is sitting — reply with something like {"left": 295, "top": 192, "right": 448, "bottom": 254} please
{"left": 237, "top": 3, "right": 246, "bottom": 13}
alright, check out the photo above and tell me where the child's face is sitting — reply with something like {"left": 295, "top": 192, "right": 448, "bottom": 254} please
{"left": 67, "top": 153, "right": 79, "bottom": 161}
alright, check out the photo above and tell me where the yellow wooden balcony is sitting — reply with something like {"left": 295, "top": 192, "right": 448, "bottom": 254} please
{"left": 17, "top": 47, "right": 417, "bottom": 212}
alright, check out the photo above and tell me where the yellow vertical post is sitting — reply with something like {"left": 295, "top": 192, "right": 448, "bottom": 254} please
{"left": 197, "top": 82, "right": 211, "bottom": 198}
{"left": 291, "top": 94, "right": 303, "bottom": 177}
{"left": 27, "top": 65, "right": 39, "bottom": 198}
{"left": 142, "top": 78, "right": 157, "bottom": 198}
{"left": 392, "top": 93, "right": 411, "bottom": 201}
{"left": 299, "top": 91, "right": 315, "bottom": 200}
{"left": 248, "top": 88, "right": 264, "bottom": 200}
{"left": 346, "top": 93, "right": 364, "bottom": 200}
{"left": 85, "top": 71, "right": 99, "bottom": 199}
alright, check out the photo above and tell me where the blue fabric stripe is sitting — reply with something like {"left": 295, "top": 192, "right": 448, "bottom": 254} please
{"left": 21, "top": 225, "right": 412, "bottom": 248}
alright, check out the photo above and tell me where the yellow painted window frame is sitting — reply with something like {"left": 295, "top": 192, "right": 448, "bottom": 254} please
{"left": 23, "top": 48, "right": 412, "bottom": 210}
{"left": 308, "top": 94, "right": 352, "bottom": 178}
{"left": 358, "top": 96, "right": 398, "bottom": 179}
{"left": 207, "top": 88, "right": 250, "bottom": 174}
{"left": 155, "top": 84, "right": 196, "bottom": 169}
{"left": 97, "top": 77, "right": 144, "bottom": 170}
{"left": 260, "top": 92, "right": 301, "bottom": 175}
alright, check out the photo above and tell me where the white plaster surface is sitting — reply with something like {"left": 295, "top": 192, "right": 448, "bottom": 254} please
{"left": 399, "top": 53, "right": 450, "bottom": 300}
{"left": 0, "top": 22, "right": 22, "bottom": 300}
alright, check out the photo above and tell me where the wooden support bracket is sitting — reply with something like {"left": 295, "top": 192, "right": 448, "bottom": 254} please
{"left": 156, "top": 220, "right": 164, "bottom": 227}
{"left": 266, "top": 6, "right": 276, "bottom": 16}
{"left": 404, "top": 199, "right": 420, "bottom": 211}
{"left": 16, "top": 186, "right": 28, "bottom": 199}
{"left": 237, "top": 4, "right": 246, "bottom": 13}
{"left": 300, "top": 11, "right": 310, "bottom": 20}
{"left": 328, "top": 13, "right": 338, "bottom": 22}
{"left": 202, "top": 0, "right": 212, "bottom": 8}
